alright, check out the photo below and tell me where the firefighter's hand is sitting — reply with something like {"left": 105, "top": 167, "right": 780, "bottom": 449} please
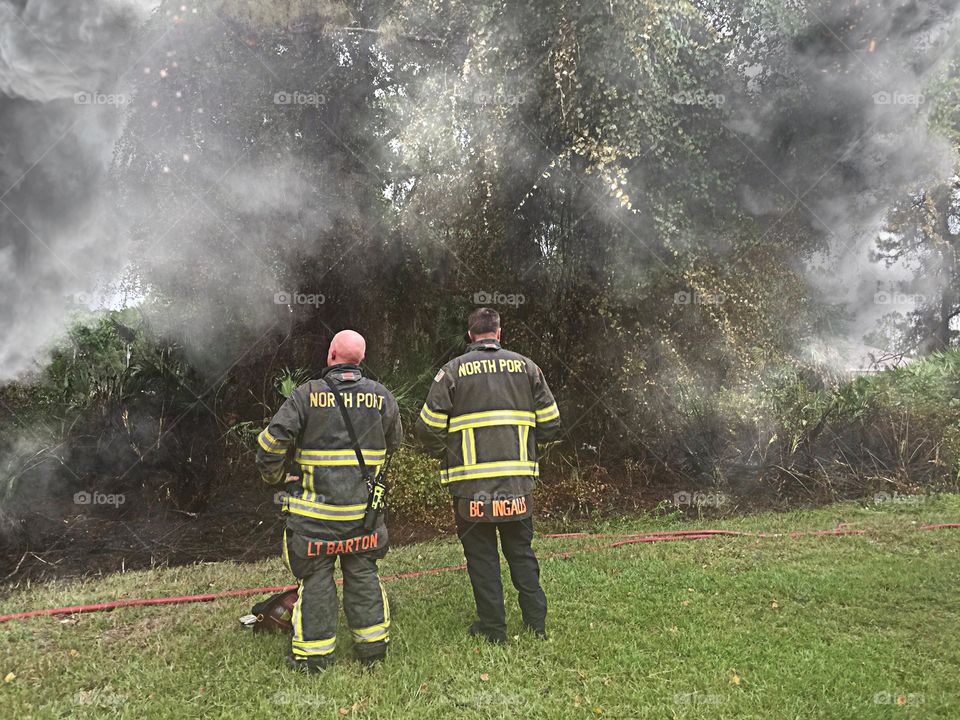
{"left": 284, "top": 473, "right": 301, "bottom": 485}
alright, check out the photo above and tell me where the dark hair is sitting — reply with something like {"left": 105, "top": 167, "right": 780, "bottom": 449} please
{"left": 468, "top": 307, "right": 500, "bottom": 336}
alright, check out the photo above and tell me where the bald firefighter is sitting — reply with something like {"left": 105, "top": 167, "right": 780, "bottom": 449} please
{"left": 415, "top": 308, "right": 561, "bottom": 643}
{"left": 257, "top": 330, "right": 402, "bottom": 672}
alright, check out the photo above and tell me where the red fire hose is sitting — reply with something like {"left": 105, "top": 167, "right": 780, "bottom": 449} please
{"left": 0, "top": 523, "right": 954, "bottom": 624}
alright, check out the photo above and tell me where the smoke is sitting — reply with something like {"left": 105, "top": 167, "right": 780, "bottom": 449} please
{"left": 1, "top": 0, "right": 960, "bottom": 385}
{"left": 0, "top": 0, "right": 159, "bottom": 382}
{"left": 723, "top": 0, "right": 960, "bottom": 351}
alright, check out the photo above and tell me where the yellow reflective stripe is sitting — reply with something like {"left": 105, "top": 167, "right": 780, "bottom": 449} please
{"left": 448, "top": 409, "right": 535, "bottom": 432}
{"left": 441, "top": 460, "right": 539, "bottom": 484}
{"left": 287, "top": 508, "right": 365, "bottom": 522}
{"left": 419, "top": 405, "right": 448, "bottom": 429}
{"left": 518, "top": 425, "right": 529, "bottom": 462}
{"left": 285, "top": 496, "right": 367, "bottom": 522}
{"left": 282, "top": 529, "right": 291, "bottom": 573}
{"left": 304, "top": 466, "right": 315, "bottom": 494}
{"left": 292, "top": 636, "right": 336, "bottom": 656}
{"left": 461, "top": 428, "right": 476, "bottom": 465}
{"left": 297, "top": 449, "right": 386, "bottom": 459}
{"left": 353, "top": 583, "right": 391, "bottom": 643}
{"left": 292, "top": 647, "right": 335, "bottom": 657}
{"left": 293, "top": 581, "right": 304, "bottom": 641}
{"left": 536, "top": 403, "right": 560, "bottom": 422}
{"left": 257, "top": 429, "right": 287, "bottom": 454}
{"left": 295, "top": 448, "right": 386, "bottom": 466}
{"left": 351, "top": 620, "right": 389, "bottom": 642}
{"left": 382, "top": 582, "right": 390, "bottom": 625}
{"left": 292, "top": 496, "right": 367, "bottom": 512}
{"left": 293, "top": 637, "right": 336, "bottom": 649}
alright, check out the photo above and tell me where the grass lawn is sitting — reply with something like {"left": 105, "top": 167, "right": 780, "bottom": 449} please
{"left": 1, "top": 496, "right": 958, "bottom": 719}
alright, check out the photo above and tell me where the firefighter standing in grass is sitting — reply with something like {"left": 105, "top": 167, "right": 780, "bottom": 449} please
{"left": 415, "top": 308, "right": 561, "bottom": 643}
{"left": 256, "top": 330, "right": 402, "bottom": 672}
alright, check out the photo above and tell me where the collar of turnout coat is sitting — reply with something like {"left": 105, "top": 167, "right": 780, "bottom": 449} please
{"left": 321, "top": 363, "right": 364, "bottom": 383}
{"left": 466, "top": 339, "right": 501, "bottom": 352}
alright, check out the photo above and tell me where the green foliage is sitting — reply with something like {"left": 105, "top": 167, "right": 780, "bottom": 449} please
{"left": 386, "top": 447, "right": 448, "bottom": 529}
{"left": 273, "top": 367, "right": 310, "bottom": 400}
{"left": 42, "top": 308, "right": 197, "bottom": 417}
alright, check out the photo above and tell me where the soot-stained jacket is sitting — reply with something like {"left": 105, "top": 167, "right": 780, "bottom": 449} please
{"left": 257, "top": 364, "right": 402, "bottom": 546}
{"left": 415, "top": 339, "right": 561, "bottom": 520}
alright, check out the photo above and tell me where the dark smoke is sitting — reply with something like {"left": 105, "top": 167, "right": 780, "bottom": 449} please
{"left": 1, "top": 0, "right": 959, "bottom": 382}
{"left": 721, "top": 0, "right": 960, "bottom": 351}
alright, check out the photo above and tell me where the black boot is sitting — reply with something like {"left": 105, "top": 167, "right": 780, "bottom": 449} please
{"left": 286, "top": 653, "right": 334, "bottom": 674}
{"left": 469, "top": 621, "right": 506, "bottom": 645}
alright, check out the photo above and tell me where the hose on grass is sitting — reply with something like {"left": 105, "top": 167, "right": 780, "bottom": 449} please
{"left": 1, "top": 522, "right": 954, "bottom": 623}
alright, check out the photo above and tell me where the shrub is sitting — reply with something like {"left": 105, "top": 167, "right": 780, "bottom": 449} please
{"left": 386, "top": 447, "right": 449, "bottom": 529}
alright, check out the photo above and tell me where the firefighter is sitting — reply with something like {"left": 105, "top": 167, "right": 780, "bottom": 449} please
{"left": 415, "top": 308, "right": 561, "bottom": 643}
{"left": 256, "top": 330, "right": 402, "bottom": 672}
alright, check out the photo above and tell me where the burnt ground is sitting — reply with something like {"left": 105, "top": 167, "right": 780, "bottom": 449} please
{"left": 0, "top": 483, "right": 448, "bottom": 593}
{"left": 0, "top": 463, "right": 813, "bottom": 595}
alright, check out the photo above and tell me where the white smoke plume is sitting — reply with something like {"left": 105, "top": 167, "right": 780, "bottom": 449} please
{"left": 0, "top": 0, "right": 159, "bottom": 382}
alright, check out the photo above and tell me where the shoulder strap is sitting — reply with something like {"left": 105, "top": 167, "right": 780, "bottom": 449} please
{"left": 322, "top": 377, "right": 371, "bottom": 478}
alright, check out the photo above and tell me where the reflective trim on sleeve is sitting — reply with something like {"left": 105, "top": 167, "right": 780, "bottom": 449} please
{"left": 441, "top": 460, "right": 539, "bottom": 484}
{"left": 257, "top": 428, "right": 288, "bottom": 454}
{"left": 448, "top": 410, "right": 536, "bottom": 432}
{"left": 419, "top": 404, "right": 449, "bottom": 429}
{"left": 535, "top": 403, "right": 560, "bottom": 423}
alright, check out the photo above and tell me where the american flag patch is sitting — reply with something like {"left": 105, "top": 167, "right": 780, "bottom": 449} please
{"left": 341, "top": 371, "right": 356, "bottom": 380}
{"left": 434, "top": 369, "right": 445, "bottom": 382}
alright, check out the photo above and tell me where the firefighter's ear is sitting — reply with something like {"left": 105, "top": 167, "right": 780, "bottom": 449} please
{"left": 495, "top": 328, "right": 502, "bottom": 341}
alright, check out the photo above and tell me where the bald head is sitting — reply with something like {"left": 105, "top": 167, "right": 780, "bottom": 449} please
{"left": 327, "top": 330, "right": 366, "bottom": 366}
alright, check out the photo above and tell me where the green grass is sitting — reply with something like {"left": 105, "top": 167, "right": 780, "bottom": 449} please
{"left": 2, "top": 497, "right": 959, "bottom": 719}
